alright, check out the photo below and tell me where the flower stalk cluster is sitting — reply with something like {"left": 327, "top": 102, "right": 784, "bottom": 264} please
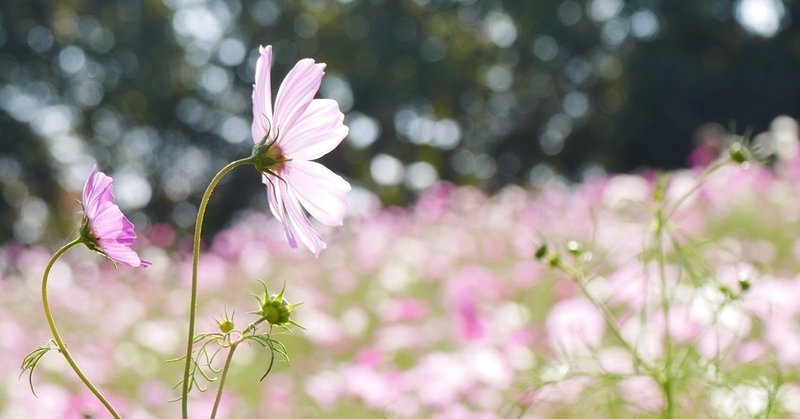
{"left": 535, "top": 142, "right": 752, "bottom": 418}
{"left": 23, "top": 43, "right": 350, "bottom": 419}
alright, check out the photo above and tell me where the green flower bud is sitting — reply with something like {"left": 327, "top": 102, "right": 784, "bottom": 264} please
{"left": 729, "top": 142, "right": 749, "bottom": 164}
{"left": 253, "top": 280, "right": 302, "bottom": 329}
{"left": 738, "top": 277, "right": 751, "bottom": 292}
{"left": 216, "top": 310, "right": 235, "bottom": 333}
{"left": 547, "top": 253, "right": 561, "bottom": 268}
{"left": 218, "top": 319, "right": 234, "bottom": 333}
{"left": 535, "top": 243, "right": 548, "bottom": 260}
{"left": 260, "top": 296, "right": 292, "bottom": 326}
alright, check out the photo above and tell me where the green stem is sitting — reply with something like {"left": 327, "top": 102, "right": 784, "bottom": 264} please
{"left": 42, "top": 238, "right": 121, "bottom": 419}
{"left": 242, "top": 317, "right": 268, "bottom": 336}
{"left": 555, "top": 263, "right": 655, "bottom": 375}
{"left": 181, "top": 157, "right": 253, "bottom": 419}
{"left": 656, "top": 222, "right": 675, "bottom": 419}
{"left": 664, "top": 158, "right": 729, "bottom": 219}
{"left": 655, "top": 179, "right": 675, "bottom": 419}
{"left": 209, "top": 316, "right": 270, "bottom": 418}
{"left": 210, "top": 342, "right": 238, "bottom": 419}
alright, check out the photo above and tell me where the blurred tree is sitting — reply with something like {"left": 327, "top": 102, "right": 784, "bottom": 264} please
{"left": 0, "top": 0, "right": 797, "bottom": 243}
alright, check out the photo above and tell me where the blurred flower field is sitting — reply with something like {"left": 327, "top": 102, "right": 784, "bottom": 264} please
{"left": 4, "top": 160, "right": 800, "bottom": 418}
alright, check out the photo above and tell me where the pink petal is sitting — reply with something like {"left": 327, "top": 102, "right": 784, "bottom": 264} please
{"left": 279, "top": 99, "right": 349, "bottom": 161}
{"left": 283, "top": 160, "right": 350, "bottom": 227}
{"left": 252, "top": 45, "right": 274, "bottom": 144}
{"left": 280, "top": 181, "right": 326, "bottom": 256}
{"left": 98, "top": 239, "right": 151, "bottom": 267}
{"left": 90, "top": 203, "right": 128, "bottom": 240}
{"left": 273, "top": 58, "right": 326, "bottom": 135}
{"left": 262, "top": 174, "right": 284, "bottom": 222}
{"left": 263, "top": 174, "right": 297, "bottom": 248}
{"left": 117, "top": 216, "right": 137, "bottom": 245}
{"left": 81, "top": 167, "right": 150, "bottom": 268}
{"left": 82, "top": 167, "right": 113, "bottom": 218}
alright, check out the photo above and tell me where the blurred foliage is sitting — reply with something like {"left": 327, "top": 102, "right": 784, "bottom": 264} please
{"left": 0, "top": 0, "right": 798, "bottom": 243}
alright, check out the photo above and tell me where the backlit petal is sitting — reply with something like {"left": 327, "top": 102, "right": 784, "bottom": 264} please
{"left": 263, "top": 174, "right": 297, "bottom": 248}
{"left": 280, "top": 99, "right": 349, "bottom": 161}
{"left": 280, "top": 181, "right": 326, "bottom": 256}
{"left": 252, "top": 45, "right": 274, "bottom": 143}
{"left": 81, "top": 167, "right": 149, "bottom": 268}
{"left": 262, "top": 174, "right": 283, "bottom": 222}
{"left": 98, "top": 240, "right": 151, "bottom": 267}
{"left": 284, "top": 160, "right": 350, "bottom": 226}
{"left": 273, "top": 59, "right": 326, "bottom": 136}
{"left": 82, "top": 167, "right": 113, "bottom": 218}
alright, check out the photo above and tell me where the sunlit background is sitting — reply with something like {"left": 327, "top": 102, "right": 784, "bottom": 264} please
{"left": 5, "top": 2, "right": 800, "bottom": 418}
{"left": 0, "top": 0, "right": 798, "bottom": 243}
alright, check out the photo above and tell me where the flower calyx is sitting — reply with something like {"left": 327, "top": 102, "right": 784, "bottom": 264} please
{"left": 251, "top": 140, "right": 290, "bottom": 174}
{"left": 253, "top": 280, "right": 303, "bottom": 329}
{"left": 79, "top": 217, "right": 105, "bottom": 258}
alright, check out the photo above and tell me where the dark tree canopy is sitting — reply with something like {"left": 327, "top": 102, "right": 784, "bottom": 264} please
{"left": 0, "top": 0, "right": 796, "bottom": 243}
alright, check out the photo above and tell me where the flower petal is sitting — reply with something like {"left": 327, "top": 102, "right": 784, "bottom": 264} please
{"left": 82, "top": 167, "right": 149, "bottom": 268}
{"left": 280, "top": 99, "right": 349, "bottom": 161}
{"left": 263, "top": 174, "right": 297, "bottom": 248}
{"left": 82, "top": 167, "right": 113, "bottom": 218}
{"left": 252, "top": 45, "right": 274, "bottom": 143}
{"left": 262, "top": 174, "right": 283, "bottom": 222}
{"left": 283, "top": 160, "right": 350, "bottom": 227}
{"left": 91, "top": 202, "right": 124, "bottom": 235}
{"left": 97, "top": 239, "right": 151, "bottom": 267}
{"left": 280, "top": 180, "right": 326, "bottom": 256}
{"left": 273, "top": 58, "right": 326, "bottom": 135}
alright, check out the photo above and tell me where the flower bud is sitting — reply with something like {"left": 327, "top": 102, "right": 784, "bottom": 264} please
{"left": 547, "top": 253, "right": 561, "bottom": 268}
{"left": 218, "top": 319, "right": 234, "bottom": 333}
{"left": 535, "top": 243, "right": 548, "bottom": 260}
{"left": 254, "top": 281, "right": 301, "bottom": 328}
{"left": 738, "top": 277, "right": 751, "bottom": 292}
{"left": 728, "top": 142, "right": 749, "bottom": 164}
{"left": 259, "top": 296, "right": 292, "bottom": 326}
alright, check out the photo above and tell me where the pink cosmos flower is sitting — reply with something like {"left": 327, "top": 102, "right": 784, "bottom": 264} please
{"left": 250, "top": 45, "right": 351, "bottom": 255}
{"left": 80, "top": 167, "right": 151, "bottom": 268}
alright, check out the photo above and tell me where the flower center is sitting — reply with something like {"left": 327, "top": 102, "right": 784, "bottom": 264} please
{"left": 251, "top": 140, "right": 288, "bottom": 173}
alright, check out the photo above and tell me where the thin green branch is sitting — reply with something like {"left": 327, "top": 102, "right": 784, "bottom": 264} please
{"left": 181, "top": 157, "right": 253, "bottom": 419}
{"left": 42, "top": 238, "right": 121, "bottom": 418}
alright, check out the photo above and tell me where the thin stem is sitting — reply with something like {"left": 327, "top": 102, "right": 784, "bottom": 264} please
{"left": 42, "top": 238, "right": 121, "bottom": 419}
{"left": 655, "top": 213, "right": 675, "bottom": 419}
{"left": 181, "top": 157, "right": 253, "bottom": 419}
{"left": 210, "top": 342, "right": 238, "bottom": 419}
{"left": 664, "top": 158, "right": 729, "bottom": 219}
{"left": 654, "top": 176, "right": 675, "bottom": 419}
{"left": 554, "top": 263, "right": 655, "bottom": 375}
{"left": 241, "top": 317, "right": 268, "bottom": 337}
{"left": 208, "top": 315, "right": 270, "bottom": 418}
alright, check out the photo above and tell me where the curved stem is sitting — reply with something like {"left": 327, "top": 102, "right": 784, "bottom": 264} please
{"left": 210, "top": 342, "right": 238, "bottom": 419}
{"left": 242, "top": 316, "right": 268, "bottom": 337}
{"left": 181, "top": 157, "right": 253, "bottom": 419}
{"left": 209, "top": 316, "right": 269, "bottom": 418}
{"left": 43, "top": 238, "right": 121, "bottom": 419}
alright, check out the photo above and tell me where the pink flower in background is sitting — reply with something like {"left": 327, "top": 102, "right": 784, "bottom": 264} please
{"left": 81, "top": 167, "right": 151, "bottom": 268}
{"left": 250, "top": 44, "right": 350, "bottom": 256}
